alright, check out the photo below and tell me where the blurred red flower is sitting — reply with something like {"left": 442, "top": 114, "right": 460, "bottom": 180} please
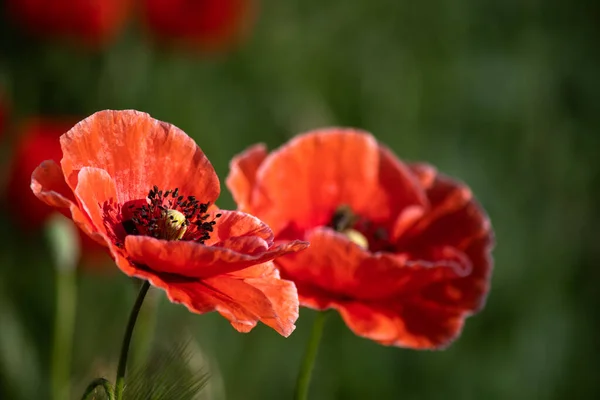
{"left": 227, "top": 129, "right": 494, "bottom": 349}
{"left": 31, "top": 110, "right": 307, "bottom": 336}
{"left": 6, "top": 118, "right": 109, "bottom": 266}
{"left": 140, "top": 0, "right": 257, "bottom": 52}
{"left": 6, "top": 0, "right": 133, "bottom": 47}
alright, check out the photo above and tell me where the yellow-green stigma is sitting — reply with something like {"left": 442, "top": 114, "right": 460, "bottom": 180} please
{"left": 160, "top": 209, "right": 188, "bottom": 240}
{"left": 342, "top": 228, "right": 369, "bottom": 249}
{"left": 329, "top": 205, "right": 369, "bottom": 249}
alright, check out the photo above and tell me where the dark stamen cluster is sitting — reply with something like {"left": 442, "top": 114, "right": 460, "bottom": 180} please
{"left": 125, "top": 186, "right": 221, "bottom": 243}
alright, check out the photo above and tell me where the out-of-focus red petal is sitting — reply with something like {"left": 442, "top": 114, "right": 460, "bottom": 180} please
{"left": 399, "top": 169, "right": 494, "bottom": 314}
{"left": 276, "top": 228, "right": 368, "bottom": 298}
{"left": 421, "top": 234, "right": 493, "bottom": 312}
{"left": 225, "top": 143, "right": 267, "bottom": 212}
{"left": 364, "top": 145, "right": 427, "bottom": 228}
{"left": 408, "top": 162, "right": 437, "bottom": 189}
{"left": 251, "top": 129, "right": 381, "bottom": 234}
{"left": 141, "top": 0, "right": 256, "bottom": 52}
{"left": 60, "top": 110, "right": 220, "bottom": 204}
{"left": 335, "top": 300, "right": 465, "bottom": 349}
{"left": 7, "top": 0, "right": 133, "bottom": 47}
{"left": 133, "top": 264, "right": 299, "bottom": 337}
{"left": 277, "top": 228, "right": 470, "bottom": 302}
{"left": 404, "top": 169, "right": 489, "bottom": 250}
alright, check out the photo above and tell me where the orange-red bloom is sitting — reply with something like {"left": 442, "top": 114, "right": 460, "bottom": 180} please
{"left": 6, "top": 118, "right": 108, "bottom": 266}
{"left": 227, "top": 129, "right": 494, "bottom": 348}
{"left": 31, "top": 110, "right": 307, "bottom": 336}
{"left": 6, "top": 0, "right": 133, "bottom": 47}
{"left": 140, "top": 0, "right": 256, "bottom": 52}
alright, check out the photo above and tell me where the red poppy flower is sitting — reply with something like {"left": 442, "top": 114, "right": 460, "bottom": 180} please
{"left": 6, "top": 0, "right": 133, "bottom": 47}
{"left": 140, "top": 0, "right": 257, "bottom": 52}
{"left": 31, "top": 110, "right": 308, "bottom": 336}
{"left": 226, "top": 129, "right": 494, "bottom": 348}
{"left": 6, "top": 118, "right": 108, "bottom": 266}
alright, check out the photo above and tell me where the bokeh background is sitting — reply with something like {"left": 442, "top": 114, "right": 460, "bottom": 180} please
{"left": 1, "top": 0, "right": 599, "bottom": 399}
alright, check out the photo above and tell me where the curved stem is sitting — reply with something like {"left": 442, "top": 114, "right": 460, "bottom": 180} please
{"left": 131, "top": 283, "right": 158, "bottom": 369}
{"left": 51, "top": 263, "right": 77, "bottom": 400}
{"left": 80, "top": 378, "right": 115, "bottom": 400}
{"left": 114, "top": 280, "right": 150, "bottom": 399}
{"left": 294, "top": 312, "right": 328, "bottom": 400}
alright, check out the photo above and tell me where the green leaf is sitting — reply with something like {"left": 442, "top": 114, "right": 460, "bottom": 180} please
{"left": 123, "top": 340, "right": 210, "bottom": 400}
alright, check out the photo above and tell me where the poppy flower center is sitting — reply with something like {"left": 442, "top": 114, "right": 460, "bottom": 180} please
{"left": 123, "top": 186, "right": 220, "bottom": 243}
{"left": 329, "top": 205, "right": 368, "bottom": 249}
{"left": 329, "top": 205, "right": 395, "bottom": 252}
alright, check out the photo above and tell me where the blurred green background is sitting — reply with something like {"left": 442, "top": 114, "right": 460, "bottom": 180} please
{"left": 1, "top": 0, "right": 599, "bottom": 399}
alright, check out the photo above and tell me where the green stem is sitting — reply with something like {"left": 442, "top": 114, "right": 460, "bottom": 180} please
{"left": 51, "top": 263, "right": 77, "bottom": 400}
{"left": 114, "top": 280, "right": 151, "bottom": 399}
{"left": 294, "top": 312, "right": 328, "bottom": 400}
{"left": 80, "top": 378, "right": 115, "bottom": 400}
{"left": 131, "top": 287, "right": 158, "bottom": 369}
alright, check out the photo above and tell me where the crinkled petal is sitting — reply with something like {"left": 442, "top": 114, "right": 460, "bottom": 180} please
{"left": 124, "top": 235, "right": 308, "bottom": 279}
{"left": 225, "top": 143, "right": 267, "bottom": 212}
{"left": 31, "top": 160, "right": 107, "bottom": 246}
{"left": 60, "top": 110, "right": 220, "bottom": 204}
{"left": 133, "top": 264, "right": 299, "bottom": 337}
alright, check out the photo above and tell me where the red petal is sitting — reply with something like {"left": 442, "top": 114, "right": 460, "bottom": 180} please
{"left": 408, "top": 162, "right": 437, "bottom": 189}
{"left": 31, "top": 160, "right": 76, "bottom": 209}
{"left": 421, "top": 234, "right": 493, "bottom": 312}
{"left": 31, "top": 160, "right": 106, "bottom": 246}
{"left": 124, "top": 235, "right": 308, "bottom": 279}
{"left": 225, "top": 143, "right": 267, "bottom": 212}
{"left": 277, "top": 228, "right": 468, "bottom": 302}
{"left": 207, "top": 210, "right": 274, "bottom": 246}
{"left": 73, "top": 167, "right": 125, "bottom": 247}
{"left": 399, "top": 169, "right": 494, "bottom": 314}
{"left": 275, "top": 228, "right": 369, "bottom": 299}
{"left": 141, "top": 0, "right": 256, "bottom": 52}
{"left": 364, "top": 145, "right": 428, "bottom": 228}
{"left": 60, "top": 110, "right": 220, "bottom": 204}
{"left": 335, "top": 300, "right": 465, "bottom": 349}
{"left": 404, "top": 170, "right": 490, "bottom": 251}
{"left": 133, "top": 263, "right": 299, "bottom": 337}
{"left": 250, "top": 129, "right": 381, "bottom": 234}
